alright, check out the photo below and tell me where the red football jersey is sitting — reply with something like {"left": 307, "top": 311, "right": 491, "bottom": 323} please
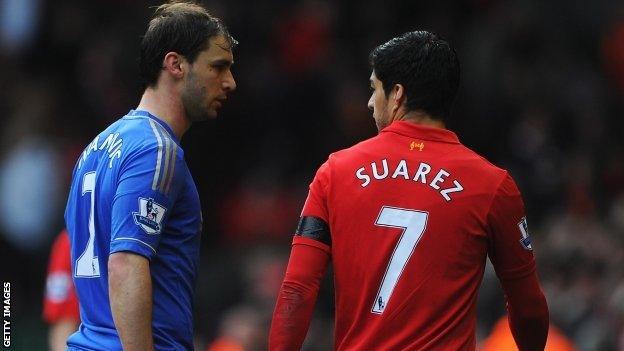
{"left": 299, "top": 121, "right": 538, "bottom": 350}
{"left": 43, "top": 229, "right": 80, "bottom": 323}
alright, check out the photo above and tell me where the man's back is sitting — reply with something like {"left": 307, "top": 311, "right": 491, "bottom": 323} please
{"left": 270, "top": 30, "right": 547, "bottom": 351}
{"left": 307, "top": 121, "right": 536, "bottom": 350}
{"left": 65, "top": 110, "right": 201, "bottom": 350}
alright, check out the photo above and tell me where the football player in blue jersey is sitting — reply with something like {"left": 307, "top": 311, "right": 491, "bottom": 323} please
{"left": 64, "top": 2, "right": 237, "bottom": 350}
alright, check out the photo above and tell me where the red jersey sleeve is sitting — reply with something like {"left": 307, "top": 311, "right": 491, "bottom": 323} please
{"left": 486, "top": 173, "right": 536, "bottom": 280}
{"left": 43, "top": 230, "right": 80, "bottom": 323}
{"left": 300, "top": 160, "right": 330, "bottom": 222}
{"left": 269, "top": 161, "right": 332, "bottom": 350}
{"left": 486, "top": 174, "right": 549, "bottom": 350}
{"left": 293, "top": 160, "right": 331, "bottom": 253}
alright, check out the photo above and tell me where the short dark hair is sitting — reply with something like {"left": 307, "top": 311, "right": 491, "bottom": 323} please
{"left": 139, "top": 1, "right": 237, "bottom": 87}
{"left": 369, "top": 31, "right": 460, "bottom": 120}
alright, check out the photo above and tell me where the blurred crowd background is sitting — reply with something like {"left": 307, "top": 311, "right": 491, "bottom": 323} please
{"left": 0, "top": 0, "right": 623, "bottom": 350}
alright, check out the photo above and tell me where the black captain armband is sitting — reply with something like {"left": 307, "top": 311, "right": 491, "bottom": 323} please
{"left": 295, "top": 216, "right": 331, "bottom": 246}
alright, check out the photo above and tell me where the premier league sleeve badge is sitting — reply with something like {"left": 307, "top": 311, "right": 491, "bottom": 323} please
{"left": 133, "top": 197, "right": 167, "bottom": 235}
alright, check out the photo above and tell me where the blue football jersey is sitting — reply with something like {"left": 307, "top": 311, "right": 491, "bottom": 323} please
{"left": 64, "top": 110, "right": 202, "bottom": 350}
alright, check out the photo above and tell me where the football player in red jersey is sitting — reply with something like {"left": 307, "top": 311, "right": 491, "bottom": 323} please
{"left": 43, "top": 229, "right": 80, "bottom": 351}
{"left": 269, "top": 31, "right": 549, "bottom": 350}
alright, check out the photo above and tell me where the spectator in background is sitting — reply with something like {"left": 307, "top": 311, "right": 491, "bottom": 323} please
{"left": 205, "top": 306, "right": 263, "bottom": 351}
{"left": 43, "top": 229, "right": 79, "bottom": 351}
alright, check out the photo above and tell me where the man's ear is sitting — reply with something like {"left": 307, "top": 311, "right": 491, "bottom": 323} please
{"left": 391, "top": 84, "right": 405, "bottom": 112}
{"left": 162, "top": 52, "right": 185, "bottom": 79}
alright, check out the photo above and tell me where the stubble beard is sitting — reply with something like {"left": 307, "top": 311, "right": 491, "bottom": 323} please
{"left": 181, "top": 70, "right": 213, "bottom": 122}
{"left": 374, "top": 109, "right": 390, "bottom": 132}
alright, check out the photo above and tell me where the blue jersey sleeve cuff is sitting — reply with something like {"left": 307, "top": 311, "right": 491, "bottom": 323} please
{"left": 110, "top": 237, "right": 157, "bottom": 260}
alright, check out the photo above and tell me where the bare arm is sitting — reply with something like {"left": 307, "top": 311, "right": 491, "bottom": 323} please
{"left": 108, "top": 252, "right": 154, "bottom": 351}
{"left": 48, "top": 319, "right": 79, "bottom": 351}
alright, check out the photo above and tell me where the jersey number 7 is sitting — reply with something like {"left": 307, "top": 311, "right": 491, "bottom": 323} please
{"left": 75, "top": 172, "right": 101, "bottom": 278}
{"left": 371, "top": 206, "right": 428, "bottom": 314}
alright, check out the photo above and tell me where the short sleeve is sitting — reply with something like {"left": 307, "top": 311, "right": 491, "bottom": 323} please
{"left": 300, "top": 160, "right": 330, "bottom": 222}
{"left": 294, "top": 160, "right": 331, "bottom": 254}
{"left": 110, "top": 141, "right": 180, "bottom": 260}
{"left": 43, "top": 230, "right": 80, "bottom": 323}
{"left": 487, "top": 173, "right": 537, "bottom": 281}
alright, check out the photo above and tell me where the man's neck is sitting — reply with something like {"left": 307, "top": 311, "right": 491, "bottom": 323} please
{"left": 396, "top": 110, "right": 445, "bottom": 129}
{"left": 136, "top": 87, "right": 190, "bottom": 140}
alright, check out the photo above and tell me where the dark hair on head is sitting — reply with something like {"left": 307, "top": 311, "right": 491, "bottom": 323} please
{"left": 139, "top": 1, "right": 238, "bottom": 88}
{"left": 369, "top": 31, "right": 460, "bottom": 120}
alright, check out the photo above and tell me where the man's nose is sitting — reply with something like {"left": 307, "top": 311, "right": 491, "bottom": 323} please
{"left": 223, "top": 70, "right": 236, "bottom": 92}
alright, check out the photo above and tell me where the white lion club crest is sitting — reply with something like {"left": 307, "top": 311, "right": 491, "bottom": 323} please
{"left": 133, "top": 197, "right": 166, "bottom": 235}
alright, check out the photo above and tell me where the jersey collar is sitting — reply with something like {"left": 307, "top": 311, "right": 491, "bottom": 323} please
{"left": 127, "top": 109, "right": 179, "bottom": 143}
{"left": 380, "top": 120, "right": 460, "bottom": 144}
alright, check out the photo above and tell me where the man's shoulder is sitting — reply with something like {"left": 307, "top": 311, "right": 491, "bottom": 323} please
{"left": 103, "top": 115, "right": 180, "bottom": 156}
{"left": 324, "top": 133, "right": 510, "bottom": 187}
{"left": 326, "top": 134, "right": 383, "bottom": 164}
{"left": 74, "top": 114, "right": 182, "bottom": 173}
{"left": 113, "top": 115, "right": 166, "bottom": 143}
{"left": 453, "top": 143, "right": 509, "bottom": 180}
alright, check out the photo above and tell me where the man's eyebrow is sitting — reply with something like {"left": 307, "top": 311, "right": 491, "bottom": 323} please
{"left": 210, "top": 58, "right": 233, "bottom": 66}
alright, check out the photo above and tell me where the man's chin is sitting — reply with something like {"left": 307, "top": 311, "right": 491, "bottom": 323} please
{"left": 205, "top": 104, "right": 220, "bottom": 119}
{"left": 207, "top": 108, "right": 219, "bottom": 119}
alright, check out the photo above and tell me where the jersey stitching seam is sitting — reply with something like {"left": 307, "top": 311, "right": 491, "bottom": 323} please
{"left": 381, "top": 129, "right": 460, "bottom": 144}
{"left": 113, "top": 237, "right": 157, "bottom": 254}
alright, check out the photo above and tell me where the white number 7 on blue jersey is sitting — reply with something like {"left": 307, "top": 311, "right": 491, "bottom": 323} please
{"left": 75, "top": 171, "right": 100, "bottom": 278}
{"left": 372, "top": 206, "right": 428, "bottom": 314}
